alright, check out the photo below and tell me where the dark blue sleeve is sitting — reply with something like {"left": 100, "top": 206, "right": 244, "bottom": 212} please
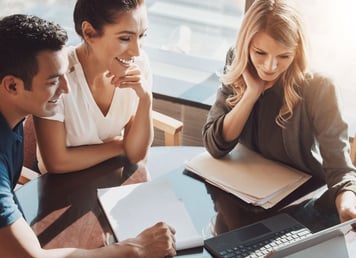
{"left": 0, "top": 161, "right": 22, "bottom": 228}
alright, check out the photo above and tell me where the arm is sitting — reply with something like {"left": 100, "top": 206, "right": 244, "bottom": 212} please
{"left": 221, "top": 56, "right": 267, "bottom": 142}
{"left": 307, "top": 75, "right": 356, "bottom": 220}
{"left": 203, "top": 48, "right": 238, "bottom": 158}
{"left": 203, "top": 49, "right": 264, "bottom": 158}
{"left": 202, "top": 84, "right": 239, "bottom": 158}
{"left": 110, "top": 53, "right": 154, "bottom": 164}
{"left": 122, "top": 92, "right": 153, "bottom": 164}
{"left": 0, "top": 217, "right": 176, "bottom": 258}
{"left": 221, "top": 71, "right": 262, "bottom": 141}
{"left": 34, "top": 117, "right": 124, "bottom": 173}
{"left": 336, "top": 191, "right": 356, "bottom": 222}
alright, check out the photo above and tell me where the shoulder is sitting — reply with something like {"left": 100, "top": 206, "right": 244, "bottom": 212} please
{"left": 65, "top": 45, "right": 80, "bottom": 69}
{"left": 220, "top": 46, "right": 236, "bottom": 94}
{"left": 300, "top": 73, "right": 341, "bottom": 116}
{"left": 304, "top": 73, "right": 334, "bottom": 89}
{"left": 225, "top": 46, "right": 235, "bottom": 66}
{"left": 301, "top": 72, "right": 336, "bottom": 98}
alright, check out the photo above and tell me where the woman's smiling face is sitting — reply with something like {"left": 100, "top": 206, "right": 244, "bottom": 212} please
{"left": 249, "top": 31, "right": 296, "bottom": 86}
{"left": 88, "top": 5, "right": 148, "bottom": 76}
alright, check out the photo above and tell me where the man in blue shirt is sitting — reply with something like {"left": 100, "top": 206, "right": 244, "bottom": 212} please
{"left": 0, "top": 14, "right": 176, "bottom": 258}
{"left": 0, "top": 14, "right": 70, "bottom": 229}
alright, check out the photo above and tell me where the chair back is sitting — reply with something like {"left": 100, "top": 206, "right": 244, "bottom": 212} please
{"left": 23, "top": 115, "right": 37, "bottom": 170}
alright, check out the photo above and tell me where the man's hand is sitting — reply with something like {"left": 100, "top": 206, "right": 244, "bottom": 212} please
{"left": 122, "top": 222, "right": 176, "bottom": 258}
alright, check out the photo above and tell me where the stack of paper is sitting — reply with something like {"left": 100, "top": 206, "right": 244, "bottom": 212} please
{"left": 97, "top": 179, "right": 203, "bottom": 250}
{"left": 185, "top": 144, "right": 311, "bottom": 209}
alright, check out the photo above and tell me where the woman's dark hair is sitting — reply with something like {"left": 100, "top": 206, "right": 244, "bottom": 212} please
{"left": 0, "top": 14, "right": 67, "bottom": 90}
{"left": 74, "top": 0, "right": 143, "bottom": 38}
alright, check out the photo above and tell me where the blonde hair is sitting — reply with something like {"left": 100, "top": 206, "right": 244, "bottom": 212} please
{"left": 222, "top": 0, "right": 310, "bottom": 127}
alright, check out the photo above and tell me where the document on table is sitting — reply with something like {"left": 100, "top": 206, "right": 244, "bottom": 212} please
{"left": 185, "top": 144, "right": 311, "bottom": 209}
{"left": 97, "top": 179, "right": 203, "bottom": 250}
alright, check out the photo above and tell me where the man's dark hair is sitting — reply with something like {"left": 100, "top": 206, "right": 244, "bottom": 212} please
{"left": 0, "top": 14, "right": 68, "bottom": 90}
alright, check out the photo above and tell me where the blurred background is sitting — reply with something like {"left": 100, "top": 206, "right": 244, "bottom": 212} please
{"left": 1, "top": 0, "right": 355, "bottom": 143}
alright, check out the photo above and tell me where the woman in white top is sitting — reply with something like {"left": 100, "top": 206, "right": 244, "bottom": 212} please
{"left": 34, "top": 0, "right": 153, "bottom": 173}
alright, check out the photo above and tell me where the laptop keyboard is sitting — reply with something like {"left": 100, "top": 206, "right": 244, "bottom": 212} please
{"left": 217, "top": 224, "right": 312, "bottom": 258}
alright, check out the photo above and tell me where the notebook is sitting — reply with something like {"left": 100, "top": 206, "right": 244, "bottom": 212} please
{"left": 97, "top": 179, "right": 204, "bottom": 250}
{"left": 204, "top": 213, "right": 356, "bottom": 258}
{"left": 185, "top": 144, "right": 311, "bottom": 209}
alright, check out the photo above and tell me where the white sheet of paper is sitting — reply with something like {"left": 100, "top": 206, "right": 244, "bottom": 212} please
{"left": 97, "top": 179, "right": 203, "bottom": 250}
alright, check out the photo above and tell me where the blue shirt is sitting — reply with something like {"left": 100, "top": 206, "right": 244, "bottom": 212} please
{"left": 0, "top": 113, "right": 23, "bottom": 227}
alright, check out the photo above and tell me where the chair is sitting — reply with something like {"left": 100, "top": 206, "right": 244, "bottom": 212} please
{"left": 18, "top": 115, "right": 40, "bottom": 186}
{"left": 23, "top": 115, "right": 37, "bottom": 170}
{"left": 18, "top": 167, "right": 39, "bottom": 185}
{"left": 152, "top": 110, "right": 183, "bottom": 146}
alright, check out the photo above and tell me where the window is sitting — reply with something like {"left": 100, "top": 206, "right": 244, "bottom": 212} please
{"left": 3, "top": 0, "right": 354, "bottom": 133}
{"left": 0, "top": 0, "right": 245, "bottom": 108}
{"left": 143, "top": 0, "right": 245, "bottom": 108}
{"left": 145, "top": 0, "right": 245, "bottom": 61}
{"left": 298, "top": 0, "right": 356, "bottom": 134}
{"left": 0, "top": 0, "right": 78, "bottom": 45}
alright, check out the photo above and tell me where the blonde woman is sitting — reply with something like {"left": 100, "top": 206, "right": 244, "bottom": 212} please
{"left": 203, "top": 0, "right": 356, "bottom": 231}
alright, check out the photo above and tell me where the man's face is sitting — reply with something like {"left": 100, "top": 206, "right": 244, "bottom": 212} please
{"left": 20, "top": 48, "right": 69, "bottom": 117}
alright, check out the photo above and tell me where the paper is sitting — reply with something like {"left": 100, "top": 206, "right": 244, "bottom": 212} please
{"left": 97, "top": 179, "right": 203, "bottom": 250}
{"left": 185, "top": 144, "right": 311, "bottom": 209}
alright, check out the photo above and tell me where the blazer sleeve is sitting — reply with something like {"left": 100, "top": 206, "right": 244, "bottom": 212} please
{"left": 306, "top": 74, "right": 356, "bottom": 203}
{"left": 202, "top": 47, "right": 239, "bottom": 158}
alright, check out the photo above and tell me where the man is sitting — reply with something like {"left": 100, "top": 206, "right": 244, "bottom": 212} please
{"left": 0, "top": 14, "right": 176, "bottom": 258}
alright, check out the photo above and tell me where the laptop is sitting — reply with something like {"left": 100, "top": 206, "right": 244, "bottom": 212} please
{"left": 269, "top": 217, "right": 356, "bottom": 258}
{"left": 204, "top": 213, "right": 355, "bottom": 258}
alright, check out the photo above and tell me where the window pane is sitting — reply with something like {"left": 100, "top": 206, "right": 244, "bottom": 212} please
{"left": 0, "top": 0, "right": 78, "bottom": 45}
{"left": 299, "top": 0, "right": 356, "bottom": 134}
{"left": 145, "top": 0, "right": 245, "bottom": 61}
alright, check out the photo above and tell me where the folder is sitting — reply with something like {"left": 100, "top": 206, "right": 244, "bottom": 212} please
{"left": 97, "top": 179, "right": 204, "bottom": 250}
{"left": 184, "top": 144, "right": 311, "bottom": 209}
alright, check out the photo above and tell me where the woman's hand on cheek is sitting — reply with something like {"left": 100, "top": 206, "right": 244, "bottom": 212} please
{"left": 242, "top": 66, "right": 266, "bottom": 97}
{"left": 107, "top": 64, "right": 148, "bottom": 99}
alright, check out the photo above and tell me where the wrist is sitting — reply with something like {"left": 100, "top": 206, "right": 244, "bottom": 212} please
{"left": 336, "top": 190, "right": 355, "bottom": 211}
{"left": 116, "top": 240, "right": 141, "bottom": 258}
{"left": 109, "top": 137, "right": 124, "bottom": 157}
{"left": 335, "top": 190, "right": 356, "bottom": 222}
{"left": 244, "top": 88, "right": 262, "bottom": 101}
{"left": 138, "top": 92, "right": 152, "bottom": 108}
